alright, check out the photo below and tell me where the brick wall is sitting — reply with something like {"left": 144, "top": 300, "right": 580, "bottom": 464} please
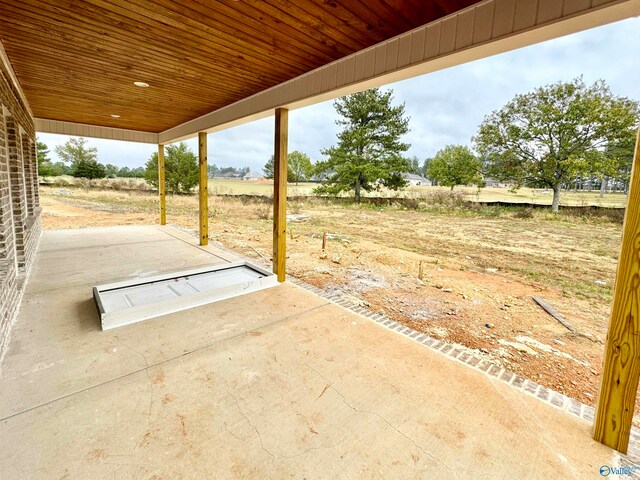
{"left": 0, "top": 56, "right": 40, "bottom": 362}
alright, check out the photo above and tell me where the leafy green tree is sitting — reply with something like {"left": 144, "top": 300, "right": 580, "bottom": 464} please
{"left": 104, "top": 164, "right": 119, "bottom": 178}
{"left": 55, "top": 137, "right": 98, "bottom": 167}
{"left": 315, "top": 88, "right": 411, "bottom": 202}
{"left": 72, "top": 159, "right": 106, "bottom": 179}
{"left": 144, "top": 142, "right": 198, "bottom": 194}
{"left": 51, "top": 162, "right": 71, "bottom": 176}
{"left": 288, "top": 151, "right": 313, "bottom": 184}
{"left": 474, "top": 77, "right": 639, "bottom": 211}
{"left": 263, "top": 156, "right": 274, "bottom": 179}
{"left": 36, "top": 140, "right": 50, "bottom": 163}
{"left": 36, "top": 139, "right": 55, "bottom": 178}
{"left": 427, "top": 145, "right": 482, "bottom": 190}
{"left": 130, "top": 167, "right": 145, "bottom": 178}
{"left": 208, "top": 164, "right": 219, "bottom": 178}
{"left": 409, "top": 156, "right": 421, "bottom": 174}
{"left": 263, "top": 155, "right": 293, "bottom": 180}
{"left": 422, "top": 158, "right": 434, "bottom": 181}
{"left": 219, "top": 167, "right": 237, "bottom": 175}
{"left": 116, "top": 166, "right": 143, "bottom": 178}
{"left": 594, "top": 128, "right": 637, "bottom": 195}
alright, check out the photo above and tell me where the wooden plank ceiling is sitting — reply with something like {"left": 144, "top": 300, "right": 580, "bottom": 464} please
{"left": 0, "top": 0, "right": 479, "bottom": 133}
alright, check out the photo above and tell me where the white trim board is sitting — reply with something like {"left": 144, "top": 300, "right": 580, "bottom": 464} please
{"left": 93, "top": 261, "right": 278, "bottom": 330}
{"left": 35, "top": 118, "right": 159, "bottom": 144}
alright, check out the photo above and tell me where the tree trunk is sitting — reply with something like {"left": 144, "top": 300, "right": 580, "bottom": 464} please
{"left": 450, "top": 185, "right": 454, "bottom": 191}
{"left": 552, "top": 184, "right": 561, "bottom": 212}
{"left": 354, "top": 175, "right": 361, "bottom": 203}
{"left": 599, "top": 176, "right": 607, "bottom": 198}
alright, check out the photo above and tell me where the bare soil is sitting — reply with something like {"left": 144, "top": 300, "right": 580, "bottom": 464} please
{"left": 39, "top": 187, "right": 625, "bottom": 412}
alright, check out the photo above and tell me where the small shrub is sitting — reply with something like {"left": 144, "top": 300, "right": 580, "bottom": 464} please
{"left": 111, "top": 180, "right": 122, "bottom": 191}
{"left": 289, "top": 201, "right": 303, "bottom": 214}
{"left": 75, "top": 178, "right": 91, "bottom": 189}
{"left": 513, "top": 208, "right": 534, "bottom": 219}
{"left": 425, "top": 190, "right": 466, "bottom": 208}
{"left": 254, "top": 204, "right": 271, "bottom": 220}
{"left": 402, "top": 198, "right": 419, "bottom": 209}
{"left": 50, "top": 178, "right": 70, "bottom": 187}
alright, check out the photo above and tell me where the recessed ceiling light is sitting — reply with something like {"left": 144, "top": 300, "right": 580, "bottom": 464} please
{"left": 110, "top": 114, "right": 121, "bottom": 118}
{"left": 134, "top": 81, "right": 150, "bottom": 87}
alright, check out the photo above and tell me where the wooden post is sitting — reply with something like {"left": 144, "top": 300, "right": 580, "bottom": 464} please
{"left": 158, "top": 144, "right": 166, "bottom": 225}
{"left": 198, "top": 132, "right": 208, "bottom": 246}
{"left": 273, "top": 108, "right": 288, "bottom": 282}
{"left": 594, "top": 128, "right": 640, "bottom": 453}
{"left": 322, "top": 232, "right": 327, "bottom": 251}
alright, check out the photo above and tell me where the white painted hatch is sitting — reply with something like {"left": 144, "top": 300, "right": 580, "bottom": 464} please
{"left": 94, "top": 261, "right": 278, "bottom": 330}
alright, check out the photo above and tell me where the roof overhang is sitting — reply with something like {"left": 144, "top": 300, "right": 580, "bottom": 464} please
{"left": 2, "top": 0, "right": 639, "bottom": 145}
{"left": 159, "top": 0, "right": 640, "bottom": 144}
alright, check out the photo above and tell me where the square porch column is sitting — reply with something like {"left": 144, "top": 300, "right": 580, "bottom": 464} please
{"left": 594, "top": 128, "right": 640, "bottom": 453}
{"left": 198, "top": 132, "right": 208, "bottom": 246}
{"left": 273, "top": 108, "right": 288, "bottom": 282}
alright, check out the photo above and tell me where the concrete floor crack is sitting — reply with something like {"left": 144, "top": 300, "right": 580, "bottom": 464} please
{"left": 291, "top": 339, "right": 460, "bottom": 478}
{"left": 116, "top": 337, "right": 153, "bottom": 429}
{"left": 223, "top": 380, "right": 276, "bottom": 462}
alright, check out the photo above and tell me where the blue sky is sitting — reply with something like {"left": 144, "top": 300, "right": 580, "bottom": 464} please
{"left": 39, "top": 17, "right": 640, "bottom": 172}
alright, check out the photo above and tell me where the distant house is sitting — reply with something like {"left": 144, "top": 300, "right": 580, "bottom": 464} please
{"left": 242, "top": 170, "right": 263, "bottom": 181}
{"left": 483, "top": 177, "right": 510, "bottom": 188}
{"left": 403, "top": 173, "right": 432, "bottom": 186}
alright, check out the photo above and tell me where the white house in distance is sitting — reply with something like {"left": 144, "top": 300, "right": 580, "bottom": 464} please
{"left": 403, "top": 173, "right": 432, "bottom": 186}
{"left": 242, "top": 170, "right": 264, "bottom": 181}
{"left": 483, "top": 177, "right": 510, "bottom": 188}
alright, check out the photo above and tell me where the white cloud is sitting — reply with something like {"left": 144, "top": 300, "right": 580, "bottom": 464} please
{"left": 38, "top": 17, "right": 640, "bottom": 171}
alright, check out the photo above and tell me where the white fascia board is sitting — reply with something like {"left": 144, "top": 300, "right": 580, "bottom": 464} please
{"left": 35, "top": 118, "right": 159, "bottom": 144}
{"left": 159, "top": 0, "right": 640, "bottom": 145}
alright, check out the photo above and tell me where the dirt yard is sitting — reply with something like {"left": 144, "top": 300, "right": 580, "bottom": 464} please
{"left": 39, "top": 186, "right": 626, "bottom": 412}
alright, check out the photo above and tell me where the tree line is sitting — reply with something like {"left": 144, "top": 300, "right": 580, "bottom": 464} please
{"left": 37, "top": 76, "right": 639, "bottom": 211}
{"left": 308, "top": 77, "right": 638, "bottom": 211}
{"left": 37, "top": 138, "right": 144, "bottom": 180}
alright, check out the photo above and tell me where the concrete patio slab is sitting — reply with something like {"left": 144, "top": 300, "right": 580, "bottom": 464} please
{"left": 0, "top": 226, "right": 617, "bottom": 479}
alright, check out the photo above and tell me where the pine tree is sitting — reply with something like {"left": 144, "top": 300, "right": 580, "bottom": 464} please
{"left": 315, "top": 88, "right": 411, "bottom": 202}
